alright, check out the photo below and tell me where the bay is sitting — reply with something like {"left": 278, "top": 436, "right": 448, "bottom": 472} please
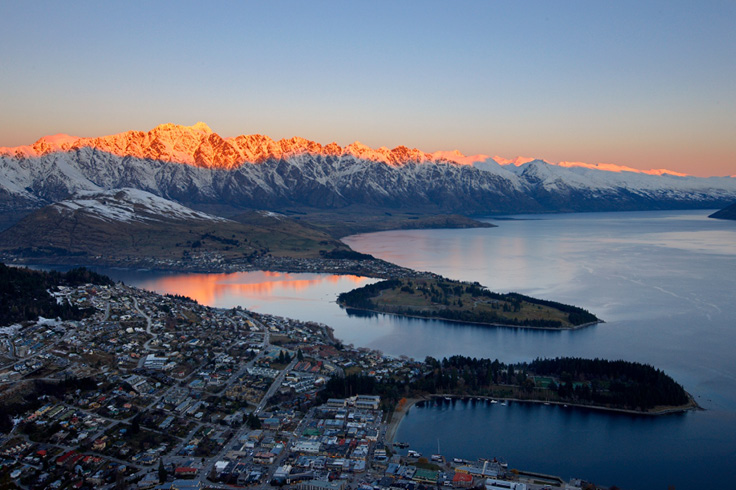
{"left": 397, "top": 398, "right": 736, "bottom": 489}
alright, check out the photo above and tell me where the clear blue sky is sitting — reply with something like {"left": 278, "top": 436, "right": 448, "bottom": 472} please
{"left": 1, "top": 0, "right": 734, "bottom": 176}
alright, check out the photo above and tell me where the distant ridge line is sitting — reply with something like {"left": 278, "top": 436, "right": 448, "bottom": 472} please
{"left": 0, "top": 122, "right": 692, "bottom": 177}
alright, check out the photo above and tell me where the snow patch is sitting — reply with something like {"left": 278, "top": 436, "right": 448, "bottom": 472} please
{"left": 54, "top": 188, "right": 230, "bottom": 224}
{"left": 258, "top": 210, "right": 285, "bottom": 220}
{"left": 0, "top": 324, "right": 22, "bottom": 336}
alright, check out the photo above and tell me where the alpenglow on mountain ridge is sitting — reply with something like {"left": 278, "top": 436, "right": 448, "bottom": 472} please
{"left": 1, "top": 122, "right": 735, "bottom": 220}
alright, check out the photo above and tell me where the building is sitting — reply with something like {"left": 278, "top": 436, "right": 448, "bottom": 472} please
{"left": 155, "top": 480, "right": 202, "bottom": 490}
{"left": 326, "top": 398, "right": 346, "bottom": 408}
{"left": 293, "top": 441, "right": 321, "bottom": 454}
{"left": 298, "top": 480, "right": 346, "bottom": 490}
{"left": 456, "top": 463, "right": 500, "bottom": 479}
{"left": 272, "top": 464, "right": 292, "bottom": 484}
{"left": 414, "top": 468, "right": 439, "bottom": 483}
{"left": 355, "top": 395, "right": 381, "bottom": 410}
{"left": 485, "top": 479, "right": 526, "bottom": 490}
{"left": 144, "top": 354, "right": 168, "bottom": 370}
{"left": 254, "top": 451, "right": 276, "bottom": 465}
{"left": 452, "top": 472, "right": 474, "bottom": 487}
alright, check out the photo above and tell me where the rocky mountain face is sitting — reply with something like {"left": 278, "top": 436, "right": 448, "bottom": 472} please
{"left": 2, "top": 123, "right": 735, "bottom": 222}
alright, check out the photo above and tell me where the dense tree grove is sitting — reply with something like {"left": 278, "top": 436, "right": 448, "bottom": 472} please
{"left": 246, "top": 412, "right": 262, "bottom": 429}
{"left": 337, "top": 279, "right": 402, "bottom": 309}
{"left": 319, "top": 249, "right": 374, "bottom": 261}
{"left": 164, "top": 293, "right": 198, "bottom": 304}
{"left": 0, "top": 263, "right": 113, "bottom": 326}
{"left": 321, "top": 355, "right": 690, "bottom": 412}
{"left": 0, "top": 377, "right": 99, "bottom": 433}
{"left": 529, "top": 357, "right": 690, "bottom": 409}
{"left": 506, "top": 293, "right": 598, "bottom": 325}
{"left": 320, "top": 373, "right": 403, "bottom": 409}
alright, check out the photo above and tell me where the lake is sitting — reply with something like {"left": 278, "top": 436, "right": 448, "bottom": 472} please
{"left": 344, "top": 209, "right": 736, "bottom": 489}
{"left": 45, "top": 209, "right": 736, "bottom": 488}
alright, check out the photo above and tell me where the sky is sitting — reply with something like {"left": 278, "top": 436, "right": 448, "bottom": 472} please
{"left": 1, "top": 1, "right": 734, "bottom": 177}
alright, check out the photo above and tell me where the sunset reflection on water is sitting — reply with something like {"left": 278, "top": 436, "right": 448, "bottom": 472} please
{"left": 136, "top": 270, "right": 372, "bottom": 308}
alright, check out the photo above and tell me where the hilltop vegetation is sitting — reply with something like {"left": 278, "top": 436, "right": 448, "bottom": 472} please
{"left": 337, "top": 277, "right": 599, "bottom": 329}
{"left": 0, "top": 264, "right": 112, "bottom": 326}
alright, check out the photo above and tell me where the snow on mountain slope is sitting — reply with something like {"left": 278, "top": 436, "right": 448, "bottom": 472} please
{"left": 1, "top": 123, "right": 735, "bottom": 217}
{"left": 52, "top": 188, "right": 230, "bottom": 224}
{"left": 0, "top": 122, "right": 438, "bottom": 169}
{"left": 556, "top": 160, "right": 689, "bottom": 177}
{"left": 500, "top": 158, "right": 736, "bottom": 198}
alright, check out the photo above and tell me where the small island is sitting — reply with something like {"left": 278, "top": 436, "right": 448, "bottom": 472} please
{"left": 338, "top": 276, "right": 600, "bottom": 329}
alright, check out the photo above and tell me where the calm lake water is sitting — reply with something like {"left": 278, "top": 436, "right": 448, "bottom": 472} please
{"left": 43, "top": 210, "right": 736, "bottom": 489}
{"left": 343, "top": 210, "right": 736, "bottom": 489}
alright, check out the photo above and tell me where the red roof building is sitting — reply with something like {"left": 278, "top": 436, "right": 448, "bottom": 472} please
{"left": 452, "top": 472, "right": 474, "bottom": 488}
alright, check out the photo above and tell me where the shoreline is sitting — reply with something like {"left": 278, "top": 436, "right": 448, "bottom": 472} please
{"left": 386, "top": 394, "right": 699, "bottom": 445}
{"left": 385, "top": 397, "right": 425, "bottom": 445}
{"left": 13, "top": 261, "right": 693, "bottom": 418}
{"left": 1, "top": 257, "right": 418, "bottom": 280}
{"left": 417, "top": 394, "right": 698, "bottom": 418}
{"left": 12, "top": 259, "right": 601, "bottom": 332}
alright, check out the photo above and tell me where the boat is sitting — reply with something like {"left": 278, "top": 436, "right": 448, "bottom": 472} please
{"left": 431, "top": 439, "right": 442, "bottom": 461}
{"left": 490, "top": 399, "right": 498, "bottom": 404}
{"left": 444, "top": 396, "right": 452, "bottom": 401}
{"left": 501, "top": 401, "right": 507, "bottom": 406}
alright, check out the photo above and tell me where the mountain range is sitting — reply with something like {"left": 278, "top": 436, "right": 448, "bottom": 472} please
{"left": 2, "top": 123, "right": 735, "bottom": 226}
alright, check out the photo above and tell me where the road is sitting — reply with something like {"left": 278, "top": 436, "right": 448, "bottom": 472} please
{"left": 255, "top": 357, "right": 297, "bottom": 415}
{"left": 132, "top": 295, "right": 161, "bottom": 357}
{"left": 196, "top": 312, "right": 299, "bottom": 485}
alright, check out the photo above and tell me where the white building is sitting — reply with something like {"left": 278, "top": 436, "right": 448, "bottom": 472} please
{"left": 292, "top": 441, "right": 321, "bottom": 454}
{"left": 143, "top": 354, "right": 168, "bottom": 370}
{"left": 485, "top": 479, "right": 526, "bottom": 490}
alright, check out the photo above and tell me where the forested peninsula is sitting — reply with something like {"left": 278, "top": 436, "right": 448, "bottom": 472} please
{"left": 323, "top": 355, "right": 695, "bottom": 414}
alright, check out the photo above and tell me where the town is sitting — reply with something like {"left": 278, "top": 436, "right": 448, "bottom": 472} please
{"left": 1, "top": 280, "right": 608, "bottom": 490}
{"left": 0, "top": 251, "right": 419, "bottom": 281}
